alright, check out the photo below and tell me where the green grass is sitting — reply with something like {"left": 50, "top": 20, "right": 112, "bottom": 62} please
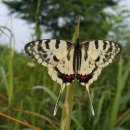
{"left": 7, "top": 47, "right": 14, "bottom": 106}
{"left": 0, "top": 44, "right": 130, "bottom": 130}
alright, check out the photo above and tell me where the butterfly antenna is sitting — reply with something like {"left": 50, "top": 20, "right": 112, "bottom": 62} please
{"left": 86, "top": 84, "right": 95, "bottom": 116}
{"left": 53, "top": 84, "right": 65, "bottom": 116}
{"left": 77, "top": 15, "right": 80, "bottom": 39}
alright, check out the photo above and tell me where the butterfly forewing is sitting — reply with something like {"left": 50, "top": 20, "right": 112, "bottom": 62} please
{"left": 82, "top": 40, "right": 121, "bottom": 68}
{"left": 25, "top": 39, "right": 72, "bottom": 66}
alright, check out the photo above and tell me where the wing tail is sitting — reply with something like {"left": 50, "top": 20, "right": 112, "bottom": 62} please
{"left": 86, "top": 84, "right": 95, "bottom": 116}
{"left": 53, "top": 84, "right": 65, "bottom": 116}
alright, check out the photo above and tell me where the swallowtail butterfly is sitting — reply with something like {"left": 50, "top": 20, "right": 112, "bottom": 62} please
{"left": 24, "top": 17, "right": 121, "bottom": 116}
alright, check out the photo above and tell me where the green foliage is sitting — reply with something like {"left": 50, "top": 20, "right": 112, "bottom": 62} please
{"left": 3, "top": 0, "right": 117, "bottom": 39}
{"left": 0, "top": 0, "right": 130, "bottom": 130}
{"left": 0, "top": 44, "right": 130, "bottom": 129}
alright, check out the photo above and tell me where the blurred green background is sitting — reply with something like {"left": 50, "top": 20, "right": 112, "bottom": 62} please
{"left": 0, "top": 0, "right": 130, "bottom": 130}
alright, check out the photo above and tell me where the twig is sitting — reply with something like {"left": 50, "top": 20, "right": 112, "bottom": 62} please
{"left": 0, "top": 112, "right": 41, "bottom": 130}
{"left": 116, "top": 108, "right": 130, "bottom": 125}
{"left": 13, "top": 108, "right": 59, "bottom": 130}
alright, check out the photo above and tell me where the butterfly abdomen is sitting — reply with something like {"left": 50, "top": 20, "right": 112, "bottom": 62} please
{"left": 73, "top": 38, "right": 82, "bottom": 72}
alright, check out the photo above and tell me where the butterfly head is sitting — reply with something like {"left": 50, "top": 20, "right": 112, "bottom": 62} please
{"left": 76, "top": 38, "right": 80, "bottom": 46}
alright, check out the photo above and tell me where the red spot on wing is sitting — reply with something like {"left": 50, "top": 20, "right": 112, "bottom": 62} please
{"left": 77, "top": 74, "right": 88, "bottom": 79}
{"left": 64, "top": 75, "right": 73, "bottom": 79}
{"left": 80, "top": 75, "right": 88, "bottom": 79}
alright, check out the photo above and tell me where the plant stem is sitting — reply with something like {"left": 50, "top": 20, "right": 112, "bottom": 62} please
{"left": 60, "top": 84, "right": 74, "bottom": 130}
{"left": 60, "top": 16, "right": 80, "bottom": 130}
{"left": 35, "top": 0, "right": 41, "bottom": 39}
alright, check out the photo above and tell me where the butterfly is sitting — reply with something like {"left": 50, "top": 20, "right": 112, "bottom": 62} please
{"left": 24, "top": 16, "right": 121, "bottom": 116}
{"left": 24, "top": 38, "right": 121, "bottom": 115}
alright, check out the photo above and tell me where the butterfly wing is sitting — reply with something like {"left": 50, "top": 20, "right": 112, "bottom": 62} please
{"left": 24, "top": 39, "right": 75, "bottom": 86}
{"left": 77, "top": 40, "right": 121, "bottom": 86}
{"left": 25, "top": 39, "right": 76, "bottom": 116}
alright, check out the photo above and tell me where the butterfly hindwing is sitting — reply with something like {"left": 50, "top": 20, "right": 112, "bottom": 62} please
{"left": 77, "top": 47, "right": 102, "bottom": 86}
{"left": 48, "top": 48, "right": 75, "bottom": 86}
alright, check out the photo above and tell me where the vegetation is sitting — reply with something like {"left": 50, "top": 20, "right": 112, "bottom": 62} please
{"left": 0, "top": 0, "right": 130, "bottom": 130}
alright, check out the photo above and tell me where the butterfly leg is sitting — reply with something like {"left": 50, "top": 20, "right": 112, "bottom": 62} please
{"left": 53, "top": 83, "right": 65, "bottom": 116}
{"left": 85, "top": 84, "right": 95, "bottom": 116}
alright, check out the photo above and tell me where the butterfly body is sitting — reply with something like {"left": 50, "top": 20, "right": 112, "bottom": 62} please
{"left": 73, "top": 38, "right": 82, "bottom": 72}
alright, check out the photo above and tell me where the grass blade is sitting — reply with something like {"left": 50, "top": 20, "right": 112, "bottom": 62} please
{"left": 7, "top": 48, "right": 14, "bottom": 106}
{"left": 109, "top": 58, "right": 130, "bottom": 130}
